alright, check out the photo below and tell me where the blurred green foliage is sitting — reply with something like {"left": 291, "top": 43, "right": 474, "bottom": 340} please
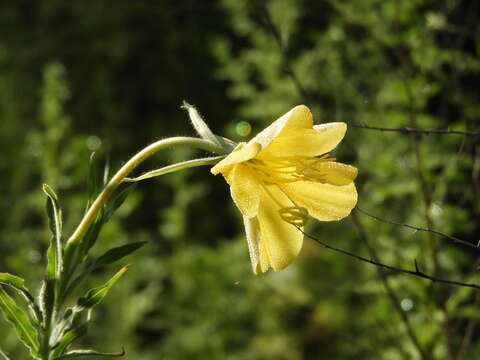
{"left": 1, "top": 0, "right": 480, "bottom": 359}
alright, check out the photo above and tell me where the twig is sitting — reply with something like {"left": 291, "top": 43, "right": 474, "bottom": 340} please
{"left": 299, "top": 226, "right": 480, "bottom": 291}
{"left": 351, "top": 124, "right": 480, "bottom": 136}
{"left": 350, "top": 212, "right": 429, "bottom": 360}
{"left": 355, "top": 208, "right": 480, "bottom": 252}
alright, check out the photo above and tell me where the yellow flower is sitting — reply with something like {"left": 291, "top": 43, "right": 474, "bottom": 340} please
{"left": 211, "top": 105, "right": 358, "bottom": 274}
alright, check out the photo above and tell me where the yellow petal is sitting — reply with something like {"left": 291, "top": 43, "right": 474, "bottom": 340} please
{"left": 282, "top": 181, "right": 357, "bottom": 221}
{"left": 229, "top": 165, "right": 261, "bottom": 218}
{"left": 249, "top": 105, "right": 313, "bottom": 150}
{"left": 260, "top": 122, "right": 347, "bottom": 157}
{"left": 211, "top": 142, "right": 261, "bottom": 175}
{"left": 243, "top": 216, "right": 263, "bottom": 274}
{"left": 257, "top": 184, "right": 304, "bottom": 271}
{"left": 298, "top": 161, "right": 358, "bottom": 186}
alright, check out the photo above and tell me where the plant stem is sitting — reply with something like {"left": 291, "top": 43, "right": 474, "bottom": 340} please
{"left": 67, "top": 137, "right": 226, "bottom": 246}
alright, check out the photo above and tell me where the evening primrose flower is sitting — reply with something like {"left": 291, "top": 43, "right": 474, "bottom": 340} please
{"left": 211, "top": 105, "right": 358, "bottom": 274}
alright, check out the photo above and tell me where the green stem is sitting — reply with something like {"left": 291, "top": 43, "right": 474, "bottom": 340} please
{"left": 67, "top": 137, "right": 226, "bottom": 246}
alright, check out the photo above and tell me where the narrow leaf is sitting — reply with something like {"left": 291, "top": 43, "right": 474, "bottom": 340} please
{"left": 77, "top": 212, "right": 104, "bottom": 261}
{"left": 87, "top": 152, "right": 102, "bottom": 203}
{"left": 54, "top": 347, "right": 125, "bottom": 359}
{"left": 43, "top": 184, "right": 63, "bottom": 279}
{"left": 0, "top": 287, "right": 39, "bottom": 356}
{"left": 76, "top": 266, "right": 129, "bottom": 311}
{"left": 91, "top": 242, "right": 147, "bottom": 270}
{"left": 0, "top": 273, "right": 42, "bottom": 324}
{"left": 38, "top": 279, "right": 56, "bottom": 329}
{"left": 103, "top": 184, "right": 136, "bottom": 223}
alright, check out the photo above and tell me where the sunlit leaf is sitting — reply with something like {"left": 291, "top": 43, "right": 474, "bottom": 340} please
{"left": 0, "top": 288, "right": 40, "bottom": 357}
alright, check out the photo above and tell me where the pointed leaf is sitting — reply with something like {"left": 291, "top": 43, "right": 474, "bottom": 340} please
{"left": 87, "top": 152, "right": 103, "bottom": 204}
{"left": 0, "top": 273, "right": 42, "bottom": 324}
{"left": 43, "top": 184, "right": 63, "bottom": 279}
{"left": 91, "top": 242, "right": 147, "bottom": 270}
{"left": 54, "top": 347, "right": 125, "bottom": 359}
{"left": 38, "top": 279, "right": 56, "bottom": 329}
{"left": 76, "top": 266, "right": 129, "bottom": 311}
{"left": 0, "top": 288, "right": 39, "bottom": 357}
{"left": 103, "top": 184, "right": 136, "bottom": 223}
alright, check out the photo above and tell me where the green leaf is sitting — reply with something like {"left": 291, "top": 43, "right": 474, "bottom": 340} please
{"left": 0, "top": 287, "right": 40, "bottom": 357}
{"left": 87, "top": 152, "right": 106, "bottom": 204}
{"left": 103, "top": 183, "right": 136, "bottom": 223}
{"left": 43, "top": 184, "right": 63, "bottom": 279}
{"left": 54, "top": 347, "right": 125, "bottom": 359}
{"left": 38, "top": 279, "right": 56, "bottom": 329}
{"left": 77, "top": 213, "right": 104, "bottom": 262}
{"left": 91, "top": 242, "right": 147, "bottom": 270}
{"left": 50, "top": 323, "right": 88, "bottom": 359}
{"left": 0, "top": 273, "right": 42, "bottom": 325}
{"left": 76, "top": 266, "right": 129, "bottom": 311}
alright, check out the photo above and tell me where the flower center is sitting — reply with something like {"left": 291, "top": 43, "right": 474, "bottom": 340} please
{"left": 246, "top": 154, "right": 335, "bottom": 184}
{"left": 279, "top": 206, "right": 309, "bottom": 227}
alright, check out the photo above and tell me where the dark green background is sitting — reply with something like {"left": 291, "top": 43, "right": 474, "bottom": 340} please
{"left": 1, "top": 0, "right": 480, "bottom": 359}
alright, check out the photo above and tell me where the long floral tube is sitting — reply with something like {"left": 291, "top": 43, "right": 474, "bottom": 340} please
{"left": 67, "top": 137, "right": 226, "bottom": 246}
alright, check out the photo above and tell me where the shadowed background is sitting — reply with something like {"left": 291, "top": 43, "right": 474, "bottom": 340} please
{"left": 1, "top": 0, "right": 480, "bottom": 359}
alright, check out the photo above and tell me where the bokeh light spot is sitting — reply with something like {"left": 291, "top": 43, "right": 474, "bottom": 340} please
{"left": 235, "top": 121, "right": 252, "bottom": 137}
{"left": 86, "top": 135, "right": 102, "bottom": 151}
{"left": 401, "top": 298, "right": 414, "bottom": 311}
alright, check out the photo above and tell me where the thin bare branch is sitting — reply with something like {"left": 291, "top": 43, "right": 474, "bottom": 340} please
{"left": 356, "top": 208, "right": 480, "bottom": 252}
{"left": 351, "top": 212, "right": 429, "bottom": 360}
{"left": 351, "top": 124, "right": 480, "bottom": 136}
{"left": 299, "top": 226, "right": 480, "bottom": 291}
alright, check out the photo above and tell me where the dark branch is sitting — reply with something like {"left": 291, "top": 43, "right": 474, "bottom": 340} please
{"left": 356, "top": 207, "right": 480, "bottom": 252}
{"left": 351, "top": 124, "right": 480, "bottom": 136}
{"left": 299, "top": 227, "right": 480, "bottom": 291}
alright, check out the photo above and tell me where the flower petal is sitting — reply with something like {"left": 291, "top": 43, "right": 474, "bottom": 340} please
{"left": 229, "top": 165, "right": 261, "bottom": 218}
{"left": 298, "top": 161, "right": 358, "bottom": 186}
{"left": 260, "top": 122, "right": 347, "bottom": 157}
{"left": 211, "top": 142, "right": 261, "bottom": 175}
{"left": 249, "top": 105, "right": 313, "bottom": 150}
{"left": 282, "top": 181, "right": 357, "bottom": 221}
{"left": 257, "top": 184, "right": 304, "bottom": 271}
{"left": 243, "top": 216, "right": 263, "bottom": 274}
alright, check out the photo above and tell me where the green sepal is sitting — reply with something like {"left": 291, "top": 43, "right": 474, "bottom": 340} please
{"left": 0, "top": 273, "right": 42, "bottom": 325}
{"left": 43, "top": 184, "right": 63, "bottom": 279}
{"left": 0, "top": 287, "right": 40, "bottom": 358}
{"left": 53, "top": 347, "right": 125, "bottom": 359}
{"left": 76, "top": 266, "right": 129, "bottom": 311}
